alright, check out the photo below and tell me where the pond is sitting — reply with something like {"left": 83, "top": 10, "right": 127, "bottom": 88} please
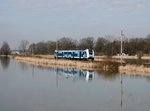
{"left": 0, "top": 57, "right": 150, "bottom": 111}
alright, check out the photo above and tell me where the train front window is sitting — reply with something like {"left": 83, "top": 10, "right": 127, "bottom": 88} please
{"left": 89, "top": 50, "right": 93, "bottom": 55}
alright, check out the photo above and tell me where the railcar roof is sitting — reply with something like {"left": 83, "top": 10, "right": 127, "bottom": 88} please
{"left": 55, "top": 49, "right": 93, "bottom": 52}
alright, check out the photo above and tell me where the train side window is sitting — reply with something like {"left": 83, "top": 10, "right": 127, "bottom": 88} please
{"left": 74, "top": 52, "right": 78, "bottom": 57}
{"left": 68, "top": 52, "right": 72, "bottom": 56}
{"left": 64, "top": 52, "right": 67, "bottom": 55}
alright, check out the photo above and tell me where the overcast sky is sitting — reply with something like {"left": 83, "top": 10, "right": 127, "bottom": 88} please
{"left": 0, "top": 0, "right": 150, "bottom": 49}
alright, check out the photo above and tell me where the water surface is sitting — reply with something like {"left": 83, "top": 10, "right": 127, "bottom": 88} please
{"left": 0, "top": 58, "right": 150, "bottom": 111}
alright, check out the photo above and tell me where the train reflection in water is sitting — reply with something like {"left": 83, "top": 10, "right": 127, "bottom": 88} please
{"left": 55, "top": 68, "right": 94, "bottom": 82}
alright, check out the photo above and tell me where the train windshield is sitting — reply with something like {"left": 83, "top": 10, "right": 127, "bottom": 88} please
{"left": 89, "top": 50, "right": 93, "bottom": 55}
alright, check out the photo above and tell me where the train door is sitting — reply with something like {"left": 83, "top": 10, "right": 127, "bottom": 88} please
{"left": 73, "top": 52, "right": 74, "bottom": 59}
{"left": 80, "top": 51, "right": 82, "bottom": 59}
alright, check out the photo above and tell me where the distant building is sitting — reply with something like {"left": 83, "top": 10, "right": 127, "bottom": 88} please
{"left": 11, "top": 50, "right": 20, "bottom": 55}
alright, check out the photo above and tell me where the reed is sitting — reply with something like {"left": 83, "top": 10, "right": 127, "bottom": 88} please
{"left": 15, "top": 55, "right": 150, "bottom": 76}
{"left": 15, "top": 56, "right": 98, "bottom": 70}
{"left": 119, "top": 64, "right": 150, "bottom": 76}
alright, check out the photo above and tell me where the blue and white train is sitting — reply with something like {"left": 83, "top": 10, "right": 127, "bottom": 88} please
{"left": 54, "top": 49, "right": 94, "bottom": 60}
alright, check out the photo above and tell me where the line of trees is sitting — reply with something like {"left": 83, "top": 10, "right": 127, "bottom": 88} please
{"left": 1, "top": 34, "right": 150, "bottom": 56}
{"left": 28, "top": 34, "right": 150, "bottom": 56}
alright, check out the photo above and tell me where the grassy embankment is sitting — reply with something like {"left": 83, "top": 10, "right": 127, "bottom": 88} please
{"left": 14, "top": 55, "right": 150, "bottom": 76}
{"left": 15, "top": 55, "right": 119, "bottom": 71}
{"left": 15, "top": 55, "right": 99, "bottom": 70}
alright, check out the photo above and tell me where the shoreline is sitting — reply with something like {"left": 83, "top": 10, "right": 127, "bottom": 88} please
{"left": 119, "top": 65, "right": 150, "bottom": 76}
{"left": 15, "top": 56, "right": 100, "bottom": 71}
{"left": 14, "top": 55, "right": 150, "bottom": 76}
{"left": 2, "top": 55, "right": 150, "bottom": 76}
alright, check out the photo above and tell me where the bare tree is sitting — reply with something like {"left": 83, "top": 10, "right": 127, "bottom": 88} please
{"left": 28, "top": 41, "right": 57, "bottom": 55}
{"left": 0, "top": 41, "right": 10, "bottom": 55}
{"left": 146, "top": 33, "right": 150, "bottom": 39}
{"left": 57, "top": 37, "right": 77, "bottom": 50}
{"left": 94, "top": 37, "right": 108, "bottom": 55}
{"left": 78, "top": 37, "right": 94, "bottom": 50}
{"left": 19, "top": 40, "right": 29, "bottom": 52}
{"left": 105, "top": 35, "right": 114, "bottom": 42}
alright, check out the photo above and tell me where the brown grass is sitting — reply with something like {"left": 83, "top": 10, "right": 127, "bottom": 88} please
{"left": 14, "top": 55, "right": 150, "bottom": 77}
{"left": 119, "top": 64, "right": 150, "bottom": 76}
{"left": 15, "top": 56, "right": 99, "bottom": 70}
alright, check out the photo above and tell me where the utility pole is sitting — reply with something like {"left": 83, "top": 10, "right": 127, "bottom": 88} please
{"left": 121, "top": 30, "right": 124, "bottom": 64}
{"left": 120, "top": 30, "right": 124, "bottom": 110}
{"left": 32, "top": 43, "right": 35, "bottom": 56}
{"left": 56, "top": 38, "right": 58, "bottom": 59}
{"left": 56, "top": 39, "right": 58, "bottom": 51}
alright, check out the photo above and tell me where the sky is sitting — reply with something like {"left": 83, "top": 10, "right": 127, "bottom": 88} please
{"left": 0, "top": 0, "right": 150, "bottom": 49}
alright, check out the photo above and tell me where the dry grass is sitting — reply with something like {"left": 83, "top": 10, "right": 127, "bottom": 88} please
{"left": 15, "top": 55, "right": 150, "bottom": 77}
{"left": 113, "top": 55, "right": 138, "bottom": 59}
{"left": 119, "top": 65, "right": 150, "bottom": 76}
{"left": 15, "top": 56, "right": 99, "bottom": 70}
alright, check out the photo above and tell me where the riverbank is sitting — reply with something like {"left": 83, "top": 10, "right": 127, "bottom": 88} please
{"left": 15, "top": 56, "right": 100, "bottom": 70}
{"left": 119, "top": 65, "right": 150, "bottom": 76}
{"left": 13, "top": 55, "right": 150, "bottom": 76}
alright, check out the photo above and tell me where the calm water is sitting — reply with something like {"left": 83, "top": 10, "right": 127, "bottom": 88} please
{"left": 0, "top": 57, "right": 150, "bottom": 111}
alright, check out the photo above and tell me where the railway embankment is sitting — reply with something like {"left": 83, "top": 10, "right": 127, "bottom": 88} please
{"left": 15, "top": 55, "right": 100, "bottom": 70}
{"left": 14, "top": 55, "right": 150, "bottom": 76}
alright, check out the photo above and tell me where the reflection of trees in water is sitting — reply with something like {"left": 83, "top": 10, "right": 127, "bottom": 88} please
{"left": 96, "top": 70, "right": 119, "bottom": 80}
{"left": 146, "top": 77, "right": 150, "bottom": 82}
{"left": 34, "top": 65, "right": 45, "bottom": 70}
{"left": 96, "top": 61, "right": 119, "bottom": 80}
{"left": 30, "top": 64, "right": 53, "bottom": 71}
{"left": 0, "top": 56, "right": 10, "bottom": 70}
{"left": 29, "top": 64, "right": 54, "bottom": 77}
{"left": 18, "top": 62, "right": 29, "bottom": 71}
